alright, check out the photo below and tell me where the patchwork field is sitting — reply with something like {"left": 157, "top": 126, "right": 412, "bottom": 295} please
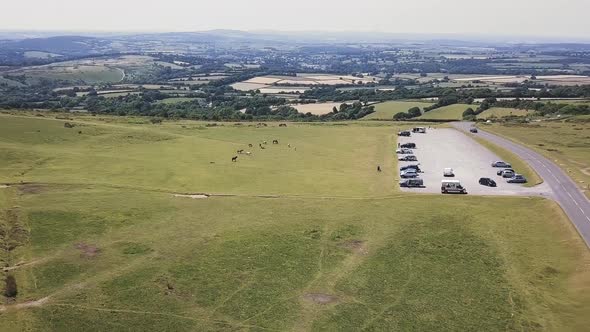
{"left": 231, "top": 74, "right": 379, "bottom": 92}
{"left": 418, "top": 104, "right": 472, "bottom": 120}
{"left": 362, "top": 101, "right": 434, "bottom": 120}
{"left": 482, "top": 120, "right": 590, "bottom": 199}
{"left": 1, "top": 114, "right": 589, "bottom": 331}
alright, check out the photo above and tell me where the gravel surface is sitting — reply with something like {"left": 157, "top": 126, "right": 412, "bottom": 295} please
{"left": 398, "top": 128, "right": 551, "bottom": 196}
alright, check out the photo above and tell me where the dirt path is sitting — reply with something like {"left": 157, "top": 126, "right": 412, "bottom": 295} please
{"left": 0, "top": 296, "right": 50, "bottom": 312}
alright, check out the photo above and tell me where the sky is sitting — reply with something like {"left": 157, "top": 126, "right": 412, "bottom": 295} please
{"left": 1, "top": 0, "right": 589, "bottom": 39}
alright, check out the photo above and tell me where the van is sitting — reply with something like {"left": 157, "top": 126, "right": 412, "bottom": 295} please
{"left": 441, "top": 180, "right": 467, "bottom": 194}
{"left": 400, "top": 179, "right": 424, "bottom": 188}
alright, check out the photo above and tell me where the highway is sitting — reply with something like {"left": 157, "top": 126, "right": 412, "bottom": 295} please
{"left": 453, "top": 122, "right": 590, "bottom": 248}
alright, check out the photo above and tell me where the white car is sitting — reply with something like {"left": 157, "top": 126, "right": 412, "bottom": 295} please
{"left": 443, "top": 168, "right": 455, "bottom": 177}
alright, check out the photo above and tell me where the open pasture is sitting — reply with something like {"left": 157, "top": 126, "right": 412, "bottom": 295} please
{"left": 482, "top": 121, "right": 590, "bottom": 199}
{"left": 0, "top": 114, "right": 589, "bottom": 331}
{"left": 418, "top": 104, "right": 472, "bottom": 120}
{"left": 362, "top": 101, "right": 434, "bottom": 120}
{"left": 477, "top": 107, "right": 532, "bottom": 119}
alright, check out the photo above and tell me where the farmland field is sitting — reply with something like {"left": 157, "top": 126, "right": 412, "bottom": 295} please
{"left": 477, "top": 108, "right": 532, "bottom": 119}
{"left": 20, "top": 65, "right": 125, "bottom": 84}
{"left": 481, "top": 120, "right": 590, "bottom": 198}
{"left": 291, "top": 102, "right": 349, "bottom": 115}
{"left": 418, "top": 104, "right": 472, "bottom": 120}
{"left": 362, "top": 101, "right": 434, "bottom": 120}
{"left": 1, "top": 114, "right": 589, "bottom": 331}
{"left": 155, "top": 97, "right": 199, "bottom": 104}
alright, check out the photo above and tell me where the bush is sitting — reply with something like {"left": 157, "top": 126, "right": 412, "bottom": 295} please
{"left": 407, "top": 107, "right": 422, "bottom": 118}
{"left": 393, "top": 112, "right": 410, "bottom": 120}
{"left": 4, "top": 275, "right": 17, "bottom": 298}
{"left": 462, "top": 108, "right": 475, "bottom": 119}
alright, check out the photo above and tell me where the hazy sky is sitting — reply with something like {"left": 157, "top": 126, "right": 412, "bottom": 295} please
{"left": 1, "top": 0, "right": 589, "bottom": 38}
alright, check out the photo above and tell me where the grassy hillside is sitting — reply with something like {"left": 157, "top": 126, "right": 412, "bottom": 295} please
{"left": 477, "top": 107, "right": 531, "bottom": 119}
{"left": 419, "top": 104, "right": 472, "bottom": 120}
{"left": 362, "top": 101, "right": 434, "bottom": 120}
{"left": 482, "top": 121, "right": 590, "bottom": 199}
{"left": 1, "top": 114, "right": 589, "bottom": 331}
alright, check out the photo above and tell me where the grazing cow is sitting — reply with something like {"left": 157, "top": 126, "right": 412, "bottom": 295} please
{"left": 263, "top": 141, "right": 267, "bottom": 145}
{"left": 377, "top": 166, "right": 382, "bottom": 172}
{"left": 272, "top": 140, "right": 279, "bottom": 144}
{"left": 288, "top": 144, "right": 291, "bottom": 148}
{"left": 237, "top": 149, "right": 244, "bottom": 154}
{"left": 259, "top": 144, "right": 265, "bottom": 149}
{"left": 279, "top": 124, "right": 287, "bottom": 127}
{"left": 246, "top": 152, "right": 251, "bottom": 155}
{"left": 232, "top": 156, "right": 238, "bottom": 162}
{"left": 248, "top": 144, "right": 253, "bottom": 148}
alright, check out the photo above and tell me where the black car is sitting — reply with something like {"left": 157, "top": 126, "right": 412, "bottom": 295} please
{"left": 470, "top": 127, "right": 478, "bottom": 133}
{"left": 400, "top": 143, "right": 416, "bottom": 149}
{"left": 479, "top": 177, "right": 497, "bottom": 187}
{"left": 398, "top": 131, "right": 411, "bottom": 137}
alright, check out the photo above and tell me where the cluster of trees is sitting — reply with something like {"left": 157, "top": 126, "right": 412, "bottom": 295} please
{"left": 393, "top": 107, "right": 422, "bottom": 120}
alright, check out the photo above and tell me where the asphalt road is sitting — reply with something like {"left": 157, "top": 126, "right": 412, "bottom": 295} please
{"left": 453, "top": 122, "right": 590, "bottom": 248}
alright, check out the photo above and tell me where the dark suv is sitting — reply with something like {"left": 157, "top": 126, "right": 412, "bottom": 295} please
{"left": 400, "top": 164, "right": 421, "bottom": 173}
{"left": 479, "top": 177, "right": 497, "bottom": 187}
{"left": 400, "top": 143, "right": 416, "bottom": 149}
{"left": 398, "top": 131, "right": 411, "bottom": 137}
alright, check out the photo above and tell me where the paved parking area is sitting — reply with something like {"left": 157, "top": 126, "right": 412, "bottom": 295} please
{"left": 398, "top": 128, "right": 551, "bottom": 196}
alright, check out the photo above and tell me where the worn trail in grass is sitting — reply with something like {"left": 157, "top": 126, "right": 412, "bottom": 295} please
{"left": 1, "top": 114, "right": 589, "bottom": 331}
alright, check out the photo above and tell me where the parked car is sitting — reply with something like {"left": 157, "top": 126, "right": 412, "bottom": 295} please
{"left": 491, "top": 161, "right": 512, "bottom": 168}
{"left": 470, "top": 127, "right": 478, "bottom": 133}
{"left": 441, "top": 180, "right": 467, "bottom": 194}
{"left": 412, "top": 127, "right": 426, "bottom": 133}
{"left": 396, "top": 148, "right": 414, "bottom": 154}
{"left": 400, "top": 164, "right": 421, "bottom": 173}
{"left": 501, "top": 170, "right": 516, "bottom": 178}
{"left": 443, "top": 168, "right": 455, "bottom": 177}
{"left": 497, "top": 168, "right": 515, "bottom": 176}
{"left": 400, "top": 170, "right": 419, "bottom": 178}
{"left": 507, "top": 174, "right": 527, "bottom": 183}
{"left": 398, "top": 131, "right": 411, "bottom": 137}
{"left": 398, "top": 155, "right": 418, "bottom": 162}
{"left": 399, "top": 179, "right": 424, "bottom": 188}
{"left": 479, "top": 177, "right": 497, "bottom": 187}
{"left": 400, "top": 143, "right": 416, "bottom": 149}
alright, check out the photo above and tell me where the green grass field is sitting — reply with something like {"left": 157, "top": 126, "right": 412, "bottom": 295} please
{"left": 477, "top": 107, "right": 531, "bottom": 119}
{"left": 155, "top": 97, "right": 199, "bottom": 104}
{"left": 19, "top": 65, "right": 125, "bottom": 85}
{"left": 419, "top": 104, "right": 472, "bottom": 120}
{"left": 482, "top": 121, "right": 590, "bottom": 198}
{"left": 1, "top": 113, "right": 589, "bottom": 331}
{"left": 362, "top": 101, "right": 434, "bottom": 120}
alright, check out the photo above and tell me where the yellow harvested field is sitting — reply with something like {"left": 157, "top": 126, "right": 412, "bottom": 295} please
{"left": 292, "top": 102, "right": 347, "bottom": 115}
{"left": 246, "top": 77, "right": 283, "bottom": 84}
{"left": 231, "top": 82, "right": 269, "bottom": 91}
{"left": 259, "top": 87, "right": 308, "bottom": 94}
{"left": 277, "top": 79, "right": 320, "bottom": 85}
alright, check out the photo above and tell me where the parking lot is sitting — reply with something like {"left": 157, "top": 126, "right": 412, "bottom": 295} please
{"left": 398, "top": 128, "right": 551, "bottom": 196}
